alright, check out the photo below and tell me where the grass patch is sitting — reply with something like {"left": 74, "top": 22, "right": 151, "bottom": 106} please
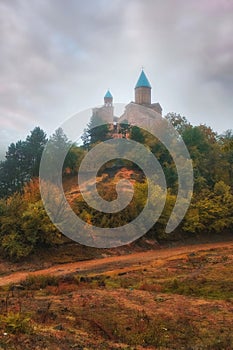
{"left": 0, "top": 312, "right": 32, "bottom": 334}
{"left": 164, "top": 277, "right": 233, "bottom": 300}
{"left": 21, "top": 274, "right": 59, "bottom": 290}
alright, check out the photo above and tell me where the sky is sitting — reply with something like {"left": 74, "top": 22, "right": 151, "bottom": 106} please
{"left": 0, "top": 0, "right": 233, "bottom": 159}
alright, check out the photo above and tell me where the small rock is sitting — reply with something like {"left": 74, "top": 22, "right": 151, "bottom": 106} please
{"left": 155, "top": 296, "right": 165, "bottom": 302}
{"left": 54, "top": 324, "right": 64, "bottom": 331}
{"left": 189, "top": 252, "right": 196, "bottom": 257}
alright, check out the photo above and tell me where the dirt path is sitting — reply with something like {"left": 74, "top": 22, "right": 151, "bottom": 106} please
{"left": 0, "top": 241, "right": 232, "bottom": 287}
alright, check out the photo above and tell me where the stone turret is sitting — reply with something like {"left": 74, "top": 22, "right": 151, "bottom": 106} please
{"left": 92, "top": 90, "right": 114, "bottom": 123}
{"left": 104, "top": 90, "right": 113, "bottom": 106}
{"left": 135, "top": 70, "right": 151, "bottom": 105}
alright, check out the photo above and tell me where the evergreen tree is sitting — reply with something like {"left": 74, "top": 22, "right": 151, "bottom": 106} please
{"left": 41, "top": 128, "right": 72, "bottom": 181}
{"left": 81, "top": 114, "right": 110, "bottom": 148}
{"left": 25, "top": 127, "right": 48, "bottom": 177}
{"left": 0, "top": 127, "right": 47, "bottom": 197}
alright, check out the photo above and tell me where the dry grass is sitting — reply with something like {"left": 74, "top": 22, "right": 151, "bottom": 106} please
{"left": 0, "top": 245, "right": 233, "bottom": 349}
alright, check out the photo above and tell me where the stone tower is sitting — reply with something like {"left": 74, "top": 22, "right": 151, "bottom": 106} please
{"left": 135, "top": 70, "right": 151, "bottom": 105}
{"left": 104, "top": 90, "right": 113, "bottom": 106}
{"left": 92, "top": 90, "right": 114, "bottom": 123}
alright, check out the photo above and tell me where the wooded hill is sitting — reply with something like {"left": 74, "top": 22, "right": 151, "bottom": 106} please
{"left": 0, "top": 113, "right": 232, "bottom": 261}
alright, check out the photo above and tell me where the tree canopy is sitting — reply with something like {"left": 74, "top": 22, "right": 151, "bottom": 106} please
{"left": 0, "top": 114, "right": 232, "bottom": 261}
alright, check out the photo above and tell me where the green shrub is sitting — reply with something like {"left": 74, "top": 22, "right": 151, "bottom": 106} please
{"left": 0, "top": 313, "right": 32, "bottom": 334}
{"left": 22, "top": 274, "right": 59, "bottom": 290}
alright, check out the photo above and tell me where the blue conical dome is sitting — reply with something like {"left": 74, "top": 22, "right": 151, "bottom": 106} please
{"left": 135, "top": 70, "right": 151, "bottom": 89}
{"left": 104, "top": 90, "right": 113, "bottom": 99}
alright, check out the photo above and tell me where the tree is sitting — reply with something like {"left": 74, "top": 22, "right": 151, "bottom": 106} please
{"left": 0, "top": 180, "right": 60, "bottom": 261}
{"left": 0, "top": 141, "right": 28, "bottom": 196}
{"left": 118, "top": 120, "right": 131, "bottom": 138}
{"left": 165, "top": 113, "right": 190, "bottom": 134}
{"left": 183, "top": 181, "right": 233, "bottom": 234}
{"left": 220, "top": 130, "right": 233, "bottom": 186}
{"left": 181, "top": 125, "right": 216, "bottom": 187}
{"left": 0, "top": 127, "right": 47, "bottom": 197}
{"left": 130, "top": 126, "right": 145, "bottom": 143}
{"left": 81, "top": 114, "right": 110, "bottom": 148}
{"left": 64, "top": 145, "right": 86, "bottom": 175}
{"left": 25, "top": 127, "right": 47, "bottom": 177}
{"left": 40, "top": 127, "right": 72, "bottom": 181}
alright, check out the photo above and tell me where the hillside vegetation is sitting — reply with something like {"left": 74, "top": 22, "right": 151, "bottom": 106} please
{"left": 0, "top": 113, "right": 232, "bottom": 261}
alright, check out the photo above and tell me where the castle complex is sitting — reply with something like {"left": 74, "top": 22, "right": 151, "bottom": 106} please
{"left": 92, "top": 70, "right": 163, "bottom": 128}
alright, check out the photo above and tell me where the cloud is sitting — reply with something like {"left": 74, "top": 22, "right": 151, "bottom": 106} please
{"left": 0, "top": 0, "right": 232, "bottom": 158}
{"left": 131, "top": 0, "right": 233, "bottom": 128}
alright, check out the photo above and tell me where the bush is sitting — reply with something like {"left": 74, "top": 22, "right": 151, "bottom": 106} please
{"left": 0, "top": 313, "right": 32, "bottom": 334}
{"left": 1, "top": 233, "right": 33, "bottom": 261}
{"left": 0, "top": 181, "right": 59, "bottom": 261}
{"left": 22, "top": 274, "right": 59, "bottom": 290}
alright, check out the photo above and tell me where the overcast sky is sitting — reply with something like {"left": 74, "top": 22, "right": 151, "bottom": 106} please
{"left": 0, "top": 0, "right": 232, "bottom": 158}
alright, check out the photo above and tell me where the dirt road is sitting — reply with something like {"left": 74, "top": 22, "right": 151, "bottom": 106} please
{"left": 0, "top": 241, "right": 232, "bottom": 287}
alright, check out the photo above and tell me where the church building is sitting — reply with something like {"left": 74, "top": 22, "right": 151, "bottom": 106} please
{"left": 92, "top": 70, "right": 163, "bottom": 127}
